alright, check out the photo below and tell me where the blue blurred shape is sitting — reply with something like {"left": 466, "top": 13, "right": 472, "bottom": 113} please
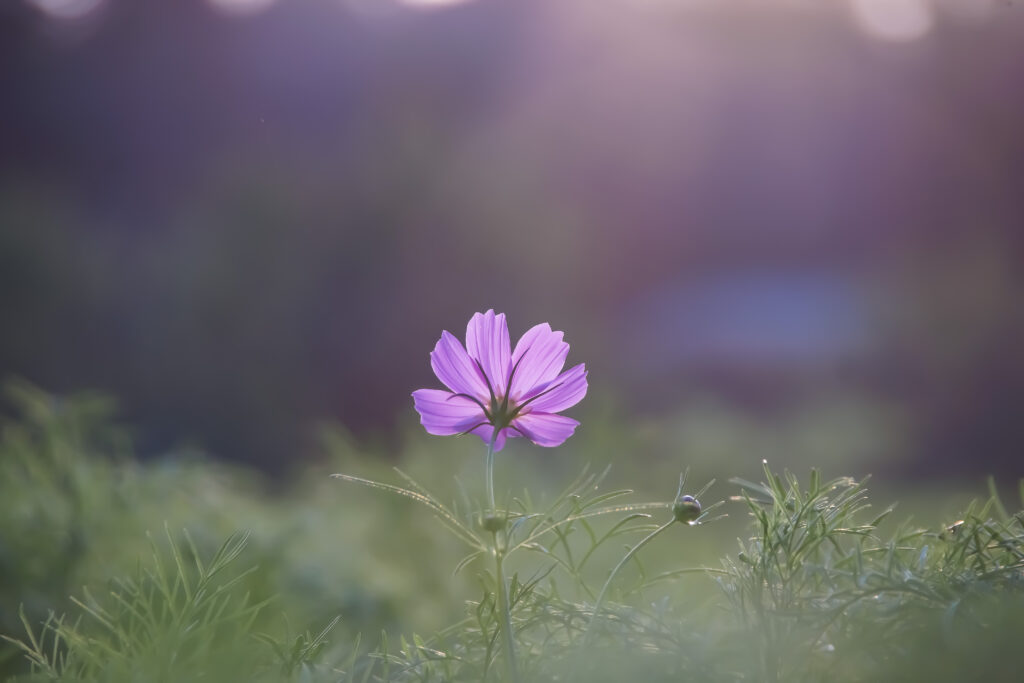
{"left": 627, "top": 270, "right": 870, "bottom": 372}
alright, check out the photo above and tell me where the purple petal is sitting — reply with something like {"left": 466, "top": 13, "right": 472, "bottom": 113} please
{"left": 430, "top": 330, "right": 489, "bottom": 399}
{"left": 465, "top": 310, "right": 511, "bottom": 396}
{"left": 522, "top": 364, "right": 587, "bottom": 414}
{"left": 412, "top": 389, "right": 487, "bottom": 435}
{"left": 512, "top": 412, "right": 580, "bottom": 448}
{"left": 508, "top": 323, "right": 569, "bottom": 400}
{"left": 469, "top": 424, "right": 514, "bottom": 452}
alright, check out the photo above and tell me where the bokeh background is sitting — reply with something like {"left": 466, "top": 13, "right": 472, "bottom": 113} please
{"left": 3, "top": 2, "right": 1024, "bottom": 679}
{"left": 2, "top": 0, "right": 1023, "bottom": 481}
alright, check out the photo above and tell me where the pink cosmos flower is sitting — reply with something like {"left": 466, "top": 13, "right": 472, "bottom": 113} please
{"left": 412, "top": 310, "right": 588, "bottom": 452}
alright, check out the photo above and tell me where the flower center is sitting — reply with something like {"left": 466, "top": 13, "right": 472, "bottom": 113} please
{"left": 487, "top": 394, "right": 518, "bottom": 431}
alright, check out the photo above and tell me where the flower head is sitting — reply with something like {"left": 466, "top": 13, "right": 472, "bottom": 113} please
{"left": 412, "top": 310, "right": 588, "bottom": 452}
{"left": 672, "top": 495, "right": 702, "bottom": 525}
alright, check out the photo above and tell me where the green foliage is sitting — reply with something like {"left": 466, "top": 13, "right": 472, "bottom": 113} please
{"left": 5, "top": 530, "right": 260, "bottom": 681}
{"left": 0, "top": 380, "right": 131, "bottom": 651}
{"left": 335, "top": 462, "right": 720, "bottom": 679}
{"left": 720, "top": 465, "right": 1024, "bottom": 682}
{"left": 0, "top": 382, "right": 463, "bottom": 679}
{"left": 2, "top": 383, "right": 1023, "bottom": 682}
{"left": 330, "top": 464, "right": 1024, "bottom": 682}
{"left": 331, "top": 465, "right": 721, "bottom": 682}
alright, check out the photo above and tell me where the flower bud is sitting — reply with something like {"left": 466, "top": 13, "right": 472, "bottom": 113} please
{"left": 481, "top": 513, "right": 505, "bottom": 533}
{"left": 672, "top": 494, "right": 702, "bottom": 524}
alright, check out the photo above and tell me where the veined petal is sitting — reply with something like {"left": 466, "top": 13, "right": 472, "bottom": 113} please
{"left": 469, "top": 424, "right": 514, "bottom": 452}
{"left": 430, "top": 330, "right": 489, "bottom": 399}
{"left": 412, "top": 389, "right": 487, "bottom": 435}
{"left": 508, "top": 323, "right": 569, "bottom": 400}
{"left": 522, "top": 364, "right": 587, "bottom": 414}
{"left": 512, "top": 413, "right": 579, "bottom": 448}
{"left": 465, "top": 310, "right": 511, "bottom": 396}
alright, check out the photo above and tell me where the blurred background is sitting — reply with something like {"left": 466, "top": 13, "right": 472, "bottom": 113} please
{"left": 3, "top": 3, "right": 1024, "bottom": 678}
{"left": 1, "top": 0, "right": 1023, "bottom": 481}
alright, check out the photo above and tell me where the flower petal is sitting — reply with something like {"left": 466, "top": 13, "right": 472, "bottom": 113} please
{"left": 469, "top": 424, "right": 515, "bottom": 452}
{"left": 430, "top": 330, "right": 489, "bottom": 399}
{"left": 465, "top": 310, "right": 511, "bottom": 396}
{"left": 412, "top": 389, "right": 487, "bottom": 435}
{"left": 508, "top": 323, "right": 569, "bottom": 400}
{"left": 512, "top": 412, "right": 579, "bottom": 448}
{"left": 522, "top": 364, "right": 587, "bottom": 414}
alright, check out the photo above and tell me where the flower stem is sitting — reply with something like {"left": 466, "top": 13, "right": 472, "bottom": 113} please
{"left": 493, "top": 537, "right": 520, "bottom": 683}
{"left": 485, "top": 429, "right": 497, "bottom": 515}
{"left": 578, "top": 518, "right": 676, "bottom": 654}
{"left": 484, "top": 426, "right": 519, "bottom": 683}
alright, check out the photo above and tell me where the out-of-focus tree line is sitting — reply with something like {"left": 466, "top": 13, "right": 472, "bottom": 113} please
{"left": 1, "top": 0, "right": 1022, "bottom": 476}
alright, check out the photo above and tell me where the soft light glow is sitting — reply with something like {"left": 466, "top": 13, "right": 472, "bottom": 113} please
{"left": 26, "top": 0, "right": 104, "bottom": 20}
{"left": 849, "top": 0, "right": 933, "bottom": 43}
{"left": 206, "top": 0, "right": 278, "bottom": 17}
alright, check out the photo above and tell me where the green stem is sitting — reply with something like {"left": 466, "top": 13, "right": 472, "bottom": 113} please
{"left": 578, "top": 518, "right": 676, "bottom": 654}
{"left": 493, "top": 537, "right": 520, "bottom": 683}
{"left": 485, "top": 429, "right": 497, "bottom": 515}
{"left": 484, "top": 426, "right": 519, "bottom": 683}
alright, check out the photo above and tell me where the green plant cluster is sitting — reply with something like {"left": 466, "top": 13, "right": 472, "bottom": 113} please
{"left": 0, "top": 381, "right": 464, "bottom": 681}
{"left": 2, "top": 383, "right": 1023, "bottom": 682}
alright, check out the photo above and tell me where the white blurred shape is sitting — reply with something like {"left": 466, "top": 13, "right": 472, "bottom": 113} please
{"left": 26, "top": 0, "right": 104, "bottom": 20}
{"left": 206, "top": 0, "right": 277, "bottom": 17}
{"left": 850, "top": 0, "right": 934, "bottom": 43}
